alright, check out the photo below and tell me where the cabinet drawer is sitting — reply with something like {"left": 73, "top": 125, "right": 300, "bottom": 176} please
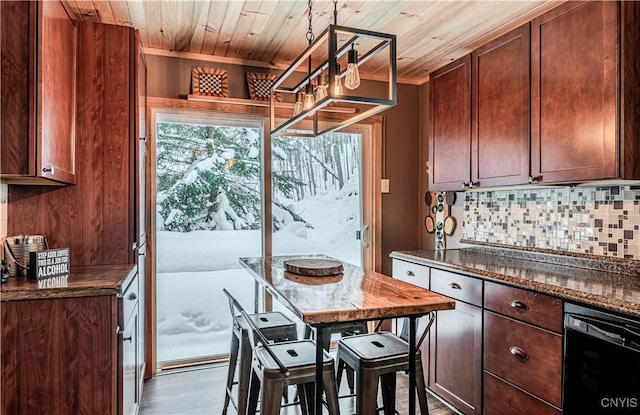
{"left": 484, "top": 281, "right": 562, "bottom": 332}
{"left": 392, "top": 259, "right": 429, "bottom": 289}
{"left": 122, "top": 272, "right": 139, "bottom": 321}
{"left": 431, "top": 269, "right": 482, "bottom": 307}
{"left": 484, "top": 311, "right": 562, "bottom": 407}
{"left": 484, "top": 372, "right": 561, "bottom": 415}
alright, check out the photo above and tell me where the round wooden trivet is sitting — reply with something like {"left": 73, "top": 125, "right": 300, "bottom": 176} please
{"left": 284, "top": 258, "right": 344, "bottom": 276}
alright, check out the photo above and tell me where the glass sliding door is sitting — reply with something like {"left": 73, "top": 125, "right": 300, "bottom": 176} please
{"left": 154, "top": 113, "right": 263, "bottom": 368}
{"left": 271, "top": 131, "right": 364, "bottom": 266}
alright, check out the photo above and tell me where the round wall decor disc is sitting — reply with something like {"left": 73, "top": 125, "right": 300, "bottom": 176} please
{"left": 425, "top": 216, "right": 435, "bottom": 233}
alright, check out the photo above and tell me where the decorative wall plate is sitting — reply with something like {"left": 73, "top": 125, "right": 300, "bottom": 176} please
{"left": 191, "top": 67, "right": 229, "bottom": 97}
{"left": 246, "top": 72, "right": 281, "bottom": 101}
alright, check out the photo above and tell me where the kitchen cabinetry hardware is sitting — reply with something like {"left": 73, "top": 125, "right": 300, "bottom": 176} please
{"left": 128, "top": 292, "right": 137, "bottom": 301}
{"left": 406, "top": 270, "right": 415, "bottom": 277}
{"left": 509, "top": 300, "right": 528, "bottom": 311}
{"left": 509, "top": 346, "right": 529, "bottom": 362}
{"left": 460, "top": 182, "right": 469, "bottom": 189}
{"left": 528, "top": 176, "right": 541, "bottom": 184}
{"left": 123, "top": 335, "right": 132, "bottom": 342}
{"left": 468, "top": 181, "right": 479, "bottom": 188}
{"left": 42, "top": 166, "right": 54, "bottom": 174}
{"left": 449, "top": 282, "right": 462, "bottom": 290}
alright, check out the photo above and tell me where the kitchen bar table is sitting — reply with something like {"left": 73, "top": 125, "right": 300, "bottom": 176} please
{"left": 239, "top": 255, "right": 455, "bottom": 414}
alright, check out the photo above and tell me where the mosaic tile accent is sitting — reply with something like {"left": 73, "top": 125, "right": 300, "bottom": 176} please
{"left": 463, "top": 185, "right": 640, "bottom": 260}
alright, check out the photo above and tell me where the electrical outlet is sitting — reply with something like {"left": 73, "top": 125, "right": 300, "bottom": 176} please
{"left": 381, "top": 179, "right": 390, "bottom": 193}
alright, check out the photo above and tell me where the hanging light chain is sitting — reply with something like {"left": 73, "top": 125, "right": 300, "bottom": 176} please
{"left": 333, "top": 0, "right": 338, "bottom": 26}
{"left": 306, "top": 0, "right": 315, "bottom": 45}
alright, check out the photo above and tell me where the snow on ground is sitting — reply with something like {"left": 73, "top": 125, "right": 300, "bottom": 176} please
{"left": 157, "top": 176, "right": 362, "bottom": 364}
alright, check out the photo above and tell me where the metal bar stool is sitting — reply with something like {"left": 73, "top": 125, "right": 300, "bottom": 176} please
{"left": 305, "top": 321, "right": 368, "bottom": 394}
{"left": 336, "top": 315, "right": 434, "bottom": 415}
{"left": 243, "top": 308, "right": 341, "bottom": 415}
{"left": 222, "top": 289, "right": 298, "bottom": 415}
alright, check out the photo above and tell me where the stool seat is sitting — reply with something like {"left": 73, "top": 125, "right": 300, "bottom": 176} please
{"left": 245, "top": 315, "right": 341, "bottom": 415}
{"left": 337, "top": 331, "right": 429, "bottom": 415}
{"left": 242, "top": 312, "right": 298, "bottom": 342}
{"left": 253, "top": 339, "right": 334, "bottom": 378}
{"left": 339, "top": 332, "right": 409, "bottom": 364}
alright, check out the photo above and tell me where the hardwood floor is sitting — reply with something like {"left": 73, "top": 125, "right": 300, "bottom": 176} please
{"left": 139, "top": 362, "right": 460, "bottom": 414}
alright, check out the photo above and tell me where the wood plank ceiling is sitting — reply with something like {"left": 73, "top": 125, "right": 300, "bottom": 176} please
{"left": 64, "top": 0, "right": 565, "bottom": 85}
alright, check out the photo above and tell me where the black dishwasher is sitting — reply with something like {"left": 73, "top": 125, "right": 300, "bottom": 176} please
{"left": 564, "top": 303, "right": 640, "bottom": 414}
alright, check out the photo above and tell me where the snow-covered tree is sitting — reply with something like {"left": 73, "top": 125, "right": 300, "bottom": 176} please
{"left": 157, "top": 122, "right": 305, "bottom": 232}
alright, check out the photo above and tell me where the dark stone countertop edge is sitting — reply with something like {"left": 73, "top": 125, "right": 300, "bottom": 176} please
{"left": 0, "top": 264, "right": 137, "bottom": 302}
{"left": 459, "top": 239, "right": 640, "bottom": 275}
{"left": 390, "top": 251, "right": 640, "bottom": 319}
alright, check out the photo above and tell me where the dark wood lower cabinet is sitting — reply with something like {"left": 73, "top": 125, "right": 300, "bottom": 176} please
{"left": 429, "top": 301, "right": 483, "bottom": 415}
{"left": 1, "top": 271, "right": 140, "bottom": 415}
{"left": 1, "top": 295, "right": 118, "bottom": 414}
{"left": 484, "top": 372, "right": 561, "bottom": 415}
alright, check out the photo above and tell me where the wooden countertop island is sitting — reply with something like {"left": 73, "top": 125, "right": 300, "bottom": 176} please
{"left": 0, "top": 264, "right": 136, "bottom": 301}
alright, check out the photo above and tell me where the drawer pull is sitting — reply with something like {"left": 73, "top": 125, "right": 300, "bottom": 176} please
{"left": 123, "top": 335, "right": 132, "bottom": 343}
{"left": 509, "top": 300, "right": 528, "bottom": 312}
{"left": 128, "top": 293, "right": 137, "bottom": 301}
{"left": 509, "top": 346, "right": 529, "bottom": 362}
{"left": 406, "top": 270, "right": 415, "bottom": 277}
{"left": 448, "top": 282, "right": 461, "bottom": 290}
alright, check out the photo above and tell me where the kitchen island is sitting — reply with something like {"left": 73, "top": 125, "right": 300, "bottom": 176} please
{"left": 240, "top": 255, "right": 455, "bottom": 415}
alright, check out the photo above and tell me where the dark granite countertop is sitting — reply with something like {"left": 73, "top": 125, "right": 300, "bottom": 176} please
{"left": 390, "top": 248, "right": 640, "bottom": 319}
{"left": 0, "top": 264, "right": 136, "bottom": 301}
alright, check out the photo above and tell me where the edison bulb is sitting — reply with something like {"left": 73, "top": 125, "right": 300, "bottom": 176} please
{"left": 344, "top": 46, "right": 360, "bottom": 90}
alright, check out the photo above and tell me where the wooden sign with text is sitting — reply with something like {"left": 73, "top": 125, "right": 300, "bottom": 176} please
{"left": 29, "top": 248, "right": 70, "bottom": 280}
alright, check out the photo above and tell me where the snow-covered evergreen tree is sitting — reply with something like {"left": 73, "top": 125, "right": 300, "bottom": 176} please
{"left": 156, "top": 122, "right": 305, "bottom": 232}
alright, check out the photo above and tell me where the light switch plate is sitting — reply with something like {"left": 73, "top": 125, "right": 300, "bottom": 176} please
{"left": 381, "top": 179, "right": 390, "bottom": 193}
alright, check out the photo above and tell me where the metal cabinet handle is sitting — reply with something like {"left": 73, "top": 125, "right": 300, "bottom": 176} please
{"left": 448, "top": 282, "right": 461, "bottom": 290}
{"left": 528, "top": 176, "right": 541, "bottom": 184}
{"left": 42, "top": 166, "right": 55, "bottom": 174}
{"left": 128, "top": 292, "right": 137, "bottom": 301}
{"left": 460, "top": 182, "right": 469, "bottom": 189}
{"left": 509, "top": 346, "right": 529, "bottom": 362}
{"left": 123, "top": 336, "right": 132, "bottom": 342}
{"left": 468, "top": 181, "right": 479, "bottom": 188}
{"left": 406, "top": 270, "right": 415, "bottom": 277}
{"left": 510, "top": 300, "right": 528, "bottom": 312}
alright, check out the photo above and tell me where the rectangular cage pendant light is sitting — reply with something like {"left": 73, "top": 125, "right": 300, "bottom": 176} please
{"left": 270, "top": 24, "right": 397, "bottom": 138}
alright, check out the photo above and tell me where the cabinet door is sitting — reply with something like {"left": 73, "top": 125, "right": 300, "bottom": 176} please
{"left": 472, "top": 24, "right": 530, "bottom": 187}
{"left": 531, "top": 1, "right": 618, "bottom": 183}
{"left": 429, "top": 301, "right": 483, "bottom": 415}
{"left": 38, "top": 0, "right": 77, "bottom": 184}
{"left": 429, "top": 55, "right": 471, "bottom": 191}
{"left": 136, "top": 35, "right": 148, "bottom": 248}
{"left": 1, "top": 296, "right": 117, "bottom": 414}
{"left": 122, "top": 308, "right": 139, "bottom": 415}
{"left": 0, "top": 0, "right": 76, "bottom": 185}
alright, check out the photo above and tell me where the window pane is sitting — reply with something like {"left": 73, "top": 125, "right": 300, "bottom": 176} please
{"left": 271, "top": 132, "right": 363, "bottom": 266}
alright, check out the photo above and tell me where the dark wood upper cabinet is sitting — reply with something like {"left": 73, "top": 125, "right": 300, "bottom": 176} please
{"left": 472, "top": 24, "right": 530, "bottom": 187}
{"left": 429, "top": 55, "right": 471, "bottom": 192}
{"left": 429, "top": 1, "right": 640, "bottom": 189}
{"left": 531, "top": 1, "right": 618, "bottom": 183}
{"left": 0, "top": 1, "right": 77, "bottom": 185}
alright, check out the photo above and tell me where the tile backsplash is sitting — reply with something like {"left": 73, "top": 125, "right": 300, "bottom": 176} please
{"left": 463, "top": 185, "right": 640, "bottom": 259}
